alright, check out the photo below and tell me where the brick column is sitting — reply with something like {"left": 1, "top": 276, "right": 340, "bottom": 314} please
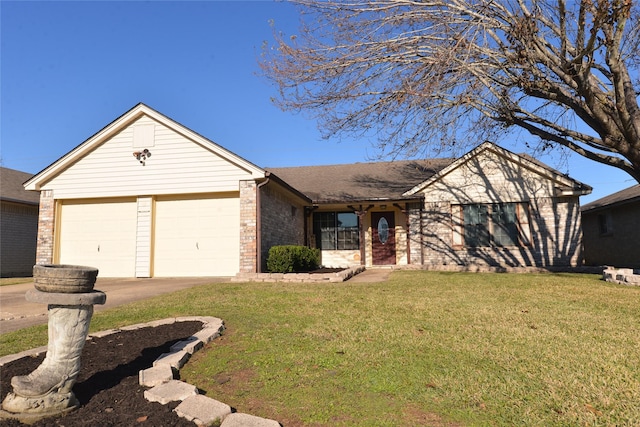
{"left": 36, "top": 190, "right": 55, "bottom": 265}
{"left": 239, "top": 181, "right": 258, "bottom": 273}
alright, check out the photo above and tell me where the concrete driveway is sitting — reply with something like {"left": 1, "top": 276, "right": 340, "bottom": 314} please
{"left": 0, "top": 277, "right": 228, "bottom": 334}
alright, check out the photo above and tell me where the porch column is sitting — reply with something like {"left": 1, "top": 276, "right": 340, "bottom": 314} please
{"left": 239, "top": 181, "right": 258, "bottom": 273}
{"left": 393, "top": 203, "right": 411, "bottom": 265}
{"left": 349, "top": 205, "right": 373, "bottom": 266}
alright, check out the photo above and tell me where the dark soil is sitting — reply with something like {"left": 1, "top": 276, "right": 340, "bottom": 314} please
{"left": 0, "top": 321, "right": 203, "bottom": 427}
{"left": 308, "top": 268, "right": 345, "bottom": 273}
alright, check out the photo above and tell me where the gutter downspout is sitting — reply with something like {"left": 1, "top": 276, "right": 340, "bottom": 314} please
{"left": 256, "top": 177, "right": 270, "bottom": 273}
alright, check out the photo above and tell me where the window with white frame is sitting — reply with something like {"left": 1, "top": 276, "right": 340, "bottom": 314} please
{"left": 453, "top": 202, "right": 531, "bottom": 248}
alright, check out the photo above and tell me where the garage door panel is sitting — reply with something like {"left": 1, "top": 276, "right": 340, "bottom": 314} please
{"left": 154, "top": 196, "right": 239, "bottom": 277}
{"left": 58, "top": 199, "right": 137, "bottom": 277}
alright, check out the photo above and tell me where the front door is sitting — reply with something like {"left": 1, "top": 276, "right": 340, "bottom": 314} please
{"left": 372, "top": 211, "right": 396, "bottom": 265}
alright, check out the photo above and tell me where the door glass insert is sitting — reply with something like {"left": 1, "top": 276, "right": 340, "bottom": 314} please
{"left": 378, "top": 217, "right": 389, "bottom": 244}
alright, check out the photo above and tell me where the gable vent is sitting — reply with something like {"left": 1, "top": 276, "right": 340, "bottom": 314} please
{"left": 133, "top": 124, "right": 155, "bottom": 148}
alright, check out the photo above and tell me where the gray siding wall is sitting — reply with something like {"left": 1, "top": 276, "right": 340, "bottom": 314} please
{"left": 1, "top": 202, "right": 38, "bottom": 277}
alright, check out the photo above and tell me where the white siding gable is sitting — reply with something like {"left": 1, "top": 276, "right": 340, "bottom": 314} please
{"left": 40, "top": 115, "right": 261, "bottom": 199}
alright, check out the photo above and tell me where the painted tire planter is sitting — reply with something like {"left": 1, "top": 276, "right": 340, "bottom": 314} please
{"left": 33, "top": 265, "right": 99, "bottom": 294}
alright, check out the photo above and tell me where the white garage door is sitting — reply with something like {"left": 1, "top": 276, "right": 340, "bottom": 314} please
{"left": 58, "top": 199, "right": 137, "bottom": 277}
{"left": 153, "top": 195, "right": 240, "bottom": 277}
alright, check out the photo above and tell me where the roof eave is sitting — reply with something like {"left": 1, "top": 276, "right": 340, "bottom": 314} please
{"left": 312, "top": 195, "right": 423, "bottom": 205}
{"left": 0, "top": 197, "right": 40, "bottom": 206}
{"left": 582, "top": 196, "right": 640, "bottom": 213}
{"left": 264, "top": 172, "right": 312, "bottom": 204}
{"left": 555, "top": 185, "right": 593, "bottom": 197}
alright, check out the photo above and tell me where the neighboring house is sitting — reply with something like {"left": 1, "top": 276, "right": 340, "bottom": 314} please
{"left": 1, "top": 167, "right": 40, "bottom": 277}
{"left": 24, "top": 103, "right": 592, "bottom": 277}
{"left": 581, "top": 184, "right": 640, "bottom": 269}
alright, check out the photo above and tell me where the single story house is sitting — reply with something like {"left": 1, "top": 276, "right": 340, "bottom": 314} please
{"left": 24, "top": 103, "right": 592, "bottom": 277}
{"left": 581, "top": 184, "right": 640, "bottom": 269}
{"left": 1, "top": 167, "right": 40, "bottom": 277}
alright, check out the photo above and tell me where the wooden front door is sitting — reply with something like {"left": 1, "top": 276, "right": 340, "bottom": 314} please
{"left": 372, "top": 211, "right": 396, "bottom": 265}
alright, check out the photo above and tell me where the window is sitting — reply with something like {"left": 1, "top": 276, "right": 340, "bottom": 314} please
{"left": 463, "top": 204, "right": 490, "bottom": 247}
{"left": 491, "top": 203, "right": 519, "bottom": 246}
{"left": 454, "top": 203, "right": 531, "bottom": 248}
{"left": 313, "top": 212, "right": 359, "bottom": 250}
{"left": 598, "top": 212, "right": 613, "bottom": 235}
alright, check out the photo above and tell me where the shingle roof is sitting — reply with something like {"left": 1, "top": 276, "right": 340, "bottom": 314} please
{"left": 581, "top": 184, "right": 640, "bottom": 212}
{"left": 0, "top": 167, "right": 40, "bottom": 205}
{"left": 267, "top": 158, "right": 455, "bottom": 203}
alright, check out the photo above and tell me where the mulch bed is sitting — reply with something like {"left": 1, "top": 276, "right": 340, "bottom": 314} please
{"left": 0, "top": 321, "right": 203, "bottom": 426}
{"left": 308, "top": 268, "right": 345, "bottom": 273}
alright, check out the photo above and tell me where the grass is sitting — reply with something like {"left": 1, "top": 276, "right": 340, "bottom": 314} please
{"left": 2, "top": 271, "right": 640, "bottom": 426}
{"left": 0, "top": 277, "right": 32, "bottom": 286}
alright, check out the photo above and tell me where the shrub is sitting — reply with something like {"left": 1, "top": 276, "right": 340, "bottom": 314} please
{"left": 267, "top": 245, "right": 320, "bottom": 273}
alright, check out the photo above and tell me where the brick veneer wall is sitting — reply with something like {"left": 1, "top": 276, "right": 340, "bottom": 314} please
{"left": 35, "top": 190, "right": 55, "bottom": 266}
{"left": 239, "top": 181, "right": 258, "bottom": 273}
{"left": 258, "top": 182, "right": 307, "bottom": 272}
{"left": 582, "top": 201, "right": 640, "bottom": 268}
{"left": 531, "top": 196, "right": 583, "bottom": 266}
{"left": 0, "top": 201, "right": 39, "bottom": 276}
{"left": 407, "top": 203, "right": 423, "bottom": 265}
{"left": 418, "top": 196, "right": 583, "bottom": 268}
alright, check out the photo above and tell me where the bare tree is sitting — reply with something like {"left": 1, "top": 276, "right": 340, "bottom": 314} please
{"left": 261, "top": 0, "right": 640, "bottom": 183}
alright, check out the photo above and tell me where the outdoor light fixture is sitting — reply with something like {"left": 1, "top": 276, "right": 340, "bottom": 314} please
{"left": 133, "top": 149, "right": 151, "bottom": 166}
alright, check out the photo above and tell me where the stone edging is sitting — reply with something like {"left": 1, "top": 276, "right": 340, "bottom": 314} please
{"left": 603, "top": 267, "right": 640, "bottom": 286}
{"left": 233, "top": 265, "right": 365, "bottom": 283}
{"left": 0, "top": 317, "right": 281, "bottom": 427}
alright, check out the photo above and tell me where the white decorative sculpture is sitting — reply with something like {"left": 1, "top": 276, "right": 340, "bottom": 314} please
{"left": 1, "top": 265, "right": 105, "bottom": 423}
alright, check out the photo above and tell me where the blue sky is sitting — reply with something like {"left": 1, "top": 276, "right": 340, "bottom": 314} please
{"left": 1, "top": 1, "right": 635, "bottom": 204}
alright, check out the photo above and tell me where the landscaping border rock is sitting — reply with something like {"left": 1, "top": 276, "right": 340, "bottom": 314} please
{"left": 233, "top": 265, "right": 365, "bottom": 283}
{"left": 603, "top": 267, "right": 640, "bottom": 286}
{"left": 0, "top": 316, "right": 282, "bottom": 427}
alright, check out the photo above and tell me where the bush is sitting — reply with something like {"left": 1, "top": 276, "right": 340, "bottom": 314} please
{"left": 267, "top": 245, "right": 320, "bottom": 273}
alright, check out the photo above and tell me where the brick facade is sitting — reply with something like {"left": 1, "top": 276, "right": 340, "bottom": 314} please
{"left": 582, "top": 201, "right": 640, "bottom": 268}
{"left": 238, "top": 180, "right": 308, "bottom": 273}
{"left": 35, "top": 190, "right": 55, "bottom": 266}
{"left": 407, "top": 202, "right": 423, "bottom": 265}
{"left": 259, "top": 182, "right": 307, "bottom": 271}
{"left": 417, "top": 196, "right": 583, "bottom": 268}
{"left": 530, "top": 196, "right": 583, "bottom": 266}
{"left": 239, "top": 181, "right": 258, "bottom": 273}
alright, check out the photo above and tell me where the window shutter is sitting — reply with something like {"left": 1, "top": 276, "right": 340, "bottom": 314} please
{"left": 451, "top": 205, "right": 463, "bottom": 247}
{"left": 517, "top": 203, "right": 532, "bottom": 246}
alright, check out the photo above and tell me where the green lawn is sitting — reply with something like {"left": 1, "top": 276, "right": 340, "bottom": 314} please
{"left": 2, "top": 271, "right": 639, "bottom": 426}
{"left": 0, "top": 277, "right": 32, "bottom": 286}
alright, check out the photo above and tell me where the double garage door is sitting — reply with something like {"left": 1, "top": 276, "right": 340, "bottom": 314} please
{"left": 57, "top": 195, "right": 240, "bottom": 277}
